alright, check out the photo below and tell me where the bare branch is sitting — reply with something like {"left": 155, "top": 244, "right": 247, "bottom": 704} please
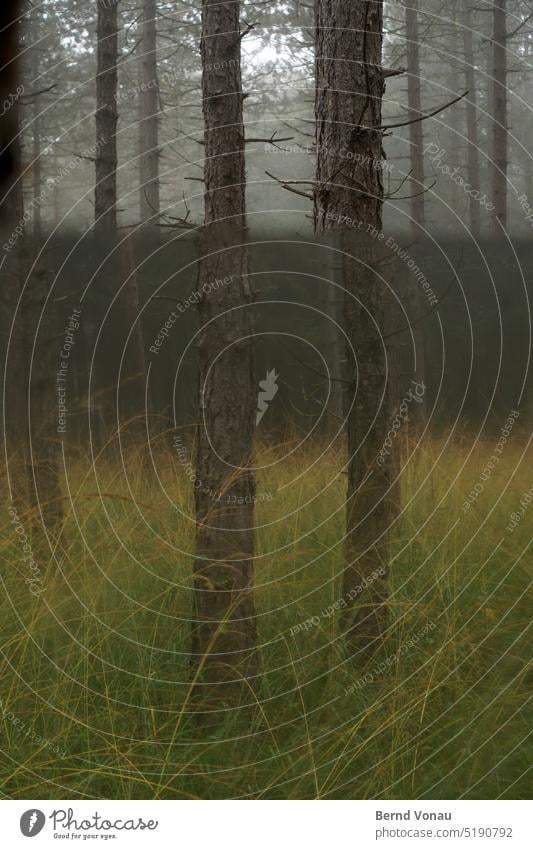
{"left": 385, "top": 179, "right": 437, "bottom": 201}
{"left": 264, "top": 170, "right": 315, "bottom": 200}
{"left": 239, "top": 21, "right": 258, "bottom": 39}
{"left": 382, "top": 66, "right": 406, "bottom": 78}
{"left": 380, "top": 92, "right": 468, "bottom": 131}
{"left": 245, "top": 130, "right": 294, "bottom": 149}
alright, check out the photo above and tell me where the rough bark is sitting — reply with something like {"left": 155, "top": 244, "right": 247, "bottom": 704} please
{"left": 405, "top": 0, "right": 425, "bottom": 233}
{"left": 319, "top": 248, "right": 344, "bottom": 423}
{"left": 191, "top": 0, "right": 257, "bottom": 709}
{"left": 491, "top": 0, "right": 507, "bottom": 233}
{"left": 0, "top": 2, "right": 21, "bottom": 199}
{"left": 95, "top": 0, "right": 118, "bottom": 234}
{"left": 463, "top": 0, "right": 481, "bottom": 238}
{"left": 315, "top": 0, "right": 394, "bottom": 654}
{"left": 139, "top": 0, "right": 160, "bottom": 225}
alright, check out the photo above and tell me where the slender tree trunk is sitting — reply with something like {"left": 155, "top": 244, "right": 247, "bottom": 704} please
{"left": 405, "top": 0, "right": 425, "bottom": 232}
{"left": 321, "top": 261, "right": 344, "bottom": 422}
{"left": 491, "top": 0, "right": 507, "bottom": 233}
{"left": 30, "top": 4, "right": 42, "bottom": 241}
{"left": 20, "top": 7, "right": 64, "bottom": 537}
{"left": 447, "top": 0, "right": 462, "bottom": 217}
{"left": 3, "top": 123, "right": 63, "bottom": 543}
{"left": 93, "top": 0, "right": 119, "bottom": 443}
{"left": 521, "top": 25, "right": 533, "bottom": 236}
{"left": 463, "top": 0, "right": 481, "bottom": 239}
{"left": 0, "top": 3, "right": 21, "bottom": 198}
{"left": 53, "top": 149, "right": 60, "bottom": 226}
{"left": 95, "top": 0, "right": 118, "bottom": 234}
{"left": 31, "top": 108, "right": 42, "bottom": 240}
{"left": 3, "top": 120, "right": 30, "bottom": 515}
{"left": 139, "top": 0, "right": 160, "bottom": 225}
{"left": 315, "top": 0, "right": 394, "bottom": 654}
{"left": 94, "top": 1, "right": 147, "bottom": 440}
{"left": 404, "top": 0, "right": 428, "bottom": 424}
{"left": 191, "top": 0, "right": 257, "bottom": 710}
{"left": 312, "top": 0, "right": 343, "bottom": 425}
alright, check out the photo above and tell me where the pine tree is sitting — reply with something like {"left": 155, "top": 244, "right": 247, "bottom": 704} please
{"left": 315, "top": 0, "right": 394, "bottom": 653}
{"left": 191, "top": 0, "right": 258, "bottom": 710}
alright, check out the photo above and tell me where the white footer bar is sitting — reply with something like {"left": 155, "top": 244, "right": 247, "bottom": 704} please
{"left": 2, "top": 800, "right": 530, "bottom": 848}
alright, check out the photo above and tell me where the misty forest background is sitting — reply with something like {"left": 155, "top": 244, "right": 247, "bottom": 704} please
{"left": 0, "top": 0, "right": 531, "bottom": 800}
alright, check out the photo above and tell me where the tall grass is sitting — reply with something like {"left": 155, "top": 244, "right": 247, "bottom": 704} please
{"left": 0, "top": 433, "right": 531, "bottom": 798}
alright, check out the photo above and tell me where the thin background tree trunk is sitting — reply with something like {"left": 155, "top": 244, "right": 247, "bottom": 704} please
{"left": 94, "top": 0, "right": 148, "bottom": 440}
{"left": 406, "top": 0, "right": 425, "bottom": 233}
{"left": 463, "top": 0, "right": 481, "bottom": 238}
{"left": 95, "top": 0, "right": 118, "bottom": 234}
{"left": 93, "top": 0, "right": 119, "bottom": 442}
{"left": 30, "top": 7, "right": 43, "bottom": 244}
{"left": 3, "top": 115, "right": 30, "bottom": 516}
{"left": 139, "top": 0, "right": 160, "bottom": 225}
{"left": 447, "top": 0, "right": 463, "bottom": 217}
{"left": 491, "top": 0, "right": 507, "bottom": 233}
{"left": 404, "top": 0, "right": 428, "bottom": 426}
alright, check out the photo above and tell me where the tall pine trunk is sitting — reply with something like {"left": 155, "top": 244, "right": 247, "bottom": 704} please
{"left": 0, "top": 3, "right": 21, "bottom": 197}
{"left": 447, "top": 0, "right": 462, "bottom": 217}
{"left": 31, "top": 50, "right": 43, "bottom": 242}
{"left": 95, "top": 0, "right": 118, "bottom": 234}
{"left": 139, "top": 0, "right": 160, "bottom": 225}
{"left": 405, "top": 0, "right": 425, "bottom": 232}
{"left": 491, "top": 0, "right": 507, "bottom": 233}
{"left": 3, "top": 119, "right": 30, "bottom": 517}
{"left": 191, "top": 0, "right": 257, "bottom": 709}
{"left": 94, "top": 0, "right": 119, "bottom": 441}
{"left": 95, "top": 0, "right": 147, "bottom": 439}
{"left": 463, "top": 0, "right": 481, "bottom": 239}
{"left": 404, "top": 0, "right": 427, "bottom": 423}
{"left": 315, "top": 0, "right": 393, "bottom": 654}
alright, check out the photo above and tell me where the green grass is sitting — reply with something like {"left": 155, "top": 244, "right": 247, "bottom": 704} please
{"left": 0, "top": 431, "right": 531, "bottom": 799}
